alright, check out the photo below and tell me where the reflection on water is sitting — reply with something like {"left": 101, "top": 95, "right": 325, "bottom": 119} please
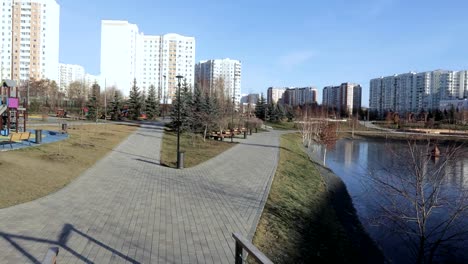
{"left": 309, "top": 139, "right": 468, "bottom": 263}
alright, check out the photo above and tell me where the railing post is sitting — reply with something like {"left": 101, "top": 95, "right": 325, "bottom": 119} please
{"left": 42, "top": 247, "right": 59, "bottom": 264}
{"left": 235, "top": 240, "right": 243, "bottom": 264}
{"left": 232, "top": 233, "right": 273, "bottom": 264}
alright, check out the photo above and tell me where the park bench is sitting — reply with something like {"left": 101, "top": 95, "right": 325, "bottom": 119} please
{"left": 2, "top": 131, "right": 31, "bottom": 148}
{"left": 210, "top": 131, "right": 226, "bottom": 141}
{"left": 210, "top": 128, "right": 248, "bottom": 141}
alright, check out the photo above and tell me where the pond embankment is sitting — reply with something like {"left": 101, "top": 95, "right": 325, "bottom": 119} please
{"left": 252, "top": 133, "right": 383, "bottom": 263}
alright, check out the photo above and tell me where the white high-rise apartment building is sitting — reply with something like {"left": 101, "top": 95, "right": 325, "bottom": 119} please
{"left": 266, "top": 87, "right": 285, "bottom": 104}
{"left": 323, "top": 83, "right": 362, "bottom": 115}
{"left": 369, "top": 70, "right": 468, "bottom": 117}
{"left": 142, "top": 33, "right": 195, "bottom": 104}
{"left": 283, "top": 87, "right": 317, "bottom": 106}
{"left": 100, "top": 20, "right": 140, "bottom": 96}
{"left": 84, "top": 73, "right": 99, "bottom": 87}
{"left": 100, "top": 20, "right": 196, "bottom": 100}
{"left": 58, "top": 63, "right": 84, "bottom": 91}
{"left": 0, "top": 0, "right": 59, "bottom": 82}
{"left": 195, "top": 58, "right": 241, "bottom": 104}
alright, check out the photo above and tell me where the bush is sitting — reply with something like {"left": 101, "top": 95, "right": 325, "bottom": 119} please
{"left": 244, "top": 117, "right": 263, "bottom": 129}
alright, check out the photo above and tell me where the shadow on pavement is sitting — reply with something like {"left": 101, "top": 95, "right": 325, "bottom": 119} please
{"left": 135, "top": 158, "right": 160, "bottom": 166}
{"left": 0, "top": 223, "right": 140, "bottom": 263}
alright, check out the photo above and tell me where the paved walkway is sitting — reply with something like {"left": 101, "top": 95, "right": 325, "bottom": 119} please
{"left": 0, "top": 123, "right": 281, "bottom": 263}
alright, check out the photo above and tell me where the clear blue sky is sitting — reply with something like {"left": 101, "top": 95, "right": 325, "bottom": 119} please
{"left": 58, "top": 0, "right": 468, "bottom": 106}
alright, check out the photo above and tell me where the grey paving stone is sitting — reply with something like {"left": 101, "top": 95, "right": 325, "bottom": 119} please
{"left": 0, "top": 122, "right": 281, "bottom": 263}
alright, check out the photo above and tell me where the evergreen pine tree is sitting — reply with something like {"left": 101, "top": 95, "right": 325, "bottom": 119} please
{"left": 145, "top": 84, "right": 159, "bottom": 120}
{"left": 255, "top": 93, "right": 267, "bottom": 120}
{"left": 170, "top": 79, "right": 193, "bottom": 132}
{"left": 180, "top": 79, "right": 194, "bottom": 131}
{"left": 110, "top": 90, "right": 122, "bottom": 121}
{"left": 192, "top": 87, "right": 204, "bottom": 132}
{"left": 285, "top": 105, "right": 295, "bottom": 122}
{"left": 128, "top": 78, "right": 142, "bottom": 120}
{"left": 267, "top": 103, "right": 279, "bottom": 122}
{"left": 86, "top": 83, "right": 100, "bottom": 121}
{"left": 140, "top": 88, "right": 147, "bottom": 114}
{"left": 276, "top": 103, "right": 286, "bottom": 121}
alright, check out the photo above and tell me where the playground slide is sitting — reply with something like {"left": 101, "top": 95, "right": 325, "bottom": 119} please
{"left": 0, "top": 104, "right": 6, "bottom": 115}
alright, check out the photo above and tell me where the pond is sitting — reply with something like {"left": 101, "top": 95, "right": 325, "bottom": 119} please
{"left": 308, "top": 139, "right": 468, "bottom": 264}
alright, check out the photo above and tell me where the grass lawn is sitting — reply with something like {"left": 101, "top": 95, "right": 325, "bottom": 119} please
{"left": 266, "top": 121, "right": 297, "bottom": 130}
{"left": 252, "top": 133, "right": 382, "bottom": 263}
{"left": 0, "top": 123, "right": 137, "bottom": 209}
{"left": 160, "top": 130, "right": 235, "bottom": 168}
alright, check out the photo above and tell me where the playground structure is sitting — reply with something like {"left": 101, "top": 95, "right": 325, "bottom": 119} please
{"left": 0, "top": 80, "right": 27, "bottom": 135}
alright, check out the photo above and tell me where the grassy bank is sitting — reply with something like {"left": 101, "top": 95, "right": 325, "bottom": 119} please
{"left": 160, "top": 130, "right": 235, "bottom": 168}
{"left": 0, "top": 123, "right": 137, "bottom": 208}
{"left": 252, "top": 133, "right": 383, "bottom": 263}
{"left": 354, "top": 131, "right": 468, "bottom": 144}
{"left": 266, "top": 121, "right": 297, "bottom": 130}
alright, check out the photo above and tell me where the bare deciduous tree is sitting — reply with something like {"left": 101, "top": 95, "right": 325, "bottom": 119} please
{"left": 368, "top": 140, "right": 468, "bottom": 264}
{"left": 298, "top": 105, "right": 338, "bottom": 165}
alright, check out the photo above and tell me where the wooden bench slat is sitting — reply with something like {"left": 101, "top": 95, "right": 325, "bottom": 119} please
{"left": 5, "top": 132, "right": 32, "bottom": 148}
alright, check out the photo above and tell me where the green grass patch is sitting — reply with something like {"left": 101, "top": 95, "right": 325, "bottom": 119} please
{"left": 252, "top": 133, "right": 383, "bottom": 263}
{"left": 160, "top": 130, "right": 235, "bottom": 168}
{"left": 266, "top": 121, "right": 297, "bottom": 130}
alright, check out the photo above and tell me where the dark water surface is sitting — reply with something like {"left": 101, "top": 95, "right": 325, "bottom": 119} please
{"left": 309, "top": 139, "right": 468, "bottom": 263}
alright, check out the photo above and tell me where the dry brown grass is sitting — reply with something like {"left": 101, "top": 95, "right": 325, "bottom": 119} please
{"left": 252, "top": 133, "right": 383, "bottom": 263}
{"left": 0, "top": 123, "right": 137, "bottom": 208}
{"left": 160, "top": 130, "right": 235, "bottom": 168}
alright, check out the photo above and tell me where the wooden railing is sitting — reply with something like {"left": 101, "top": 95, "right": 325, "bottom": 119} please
{"left": 42, "top": 247, "right": 59, "bottom": 264}
{"left": 232, "top": 233, "right": 273, "bottom": 264}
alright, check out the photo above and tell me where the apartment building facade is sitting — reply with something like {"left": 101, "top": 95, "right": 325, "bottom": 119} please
{"left": 322, "top": 83, "right": 362, "bottom": 115}
{"left": 266, "top": 87, "right": 285, "bottom": 104}
{"left": 58, "top": 63, "right": 84, "bottom": 91}
{"left": 100, "top": 20, "right": 140, "bottom": 97}
{"left": 369, "top": 70, "right": 468, "bottom": 117}
{"left": 100, "top": 20, "right": 195, "bottom": 101}
{"left": 240, "top": 93, "right": 259, "bottom": 114}
{"left": 195, "top": 58, "right": 241, "bottom": 104}
{"left": 283, "top": 87, "right": 317, "bottom": 106}
{"left": 0, "top": 0, "right": 60, "bottom": 82}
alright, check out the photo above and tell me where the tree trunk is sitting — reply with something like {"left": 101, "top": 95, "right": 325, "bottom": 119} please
{"left": 323, "top": 148, "right": 327, "bottom": 165}
{"left": 203, "top": 124, "right": 207, "bottom": 142}
{"left": 416, "top": 236, "right": 425, "bottom": 264}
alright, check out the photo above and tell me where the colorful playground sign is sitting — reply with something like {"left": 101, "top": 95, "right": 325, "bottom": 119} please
{"left": 8, "top": 98, "right": 19, "bottom": 108}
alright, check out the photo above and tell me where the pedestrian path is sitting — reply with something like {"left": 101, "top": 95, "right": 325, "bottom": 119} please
{"left": 0, "top": 123, "right": 281, "bottom": 263}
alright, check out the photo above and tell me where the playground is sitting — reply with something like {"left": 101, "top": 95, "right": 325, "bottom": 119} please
{"left": 0, "top": 80, "right": 69, "bottom": 150}
{"left": 0, "top": 80, "right": 27, "bottom": 136}
{"left": 0, "top": 129, "right": 69, "bottom": 150}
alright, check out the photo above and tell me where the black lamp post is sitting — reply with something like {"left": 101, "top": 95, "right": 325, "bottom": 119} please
{"left": 176, "top": 75, "right": 184, "bottom": 169}
{"left": 231, "top": 96, "right": 235, "bottom": 143}
{"left": 163, "top": 75, "right": 166, "bottom": 119}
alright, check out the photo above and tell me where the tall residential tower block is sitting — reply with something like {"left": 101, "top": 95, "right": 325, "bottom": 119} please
{"left": 323, "top": 83, "right": 362, "bottom": 115}
{"left": 0, "top": 0, "right": 60, "bottom": 82}
{"left": 100, "top": 20, "right": 195, "bottom": 100}
{"left": 369, "top": 70, "right": 468, "bottom": 117}
{"left": 195, "top": 58, "right": 241, "bottom": 104}
{"left": 266, "top": 87, "right": 285, "bottom": 105}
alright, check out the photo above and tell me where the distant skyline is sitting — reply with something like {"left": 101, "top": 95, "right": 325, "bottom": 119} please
{"left": 59, "top": 0, "right": 468, "bottom": 106}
